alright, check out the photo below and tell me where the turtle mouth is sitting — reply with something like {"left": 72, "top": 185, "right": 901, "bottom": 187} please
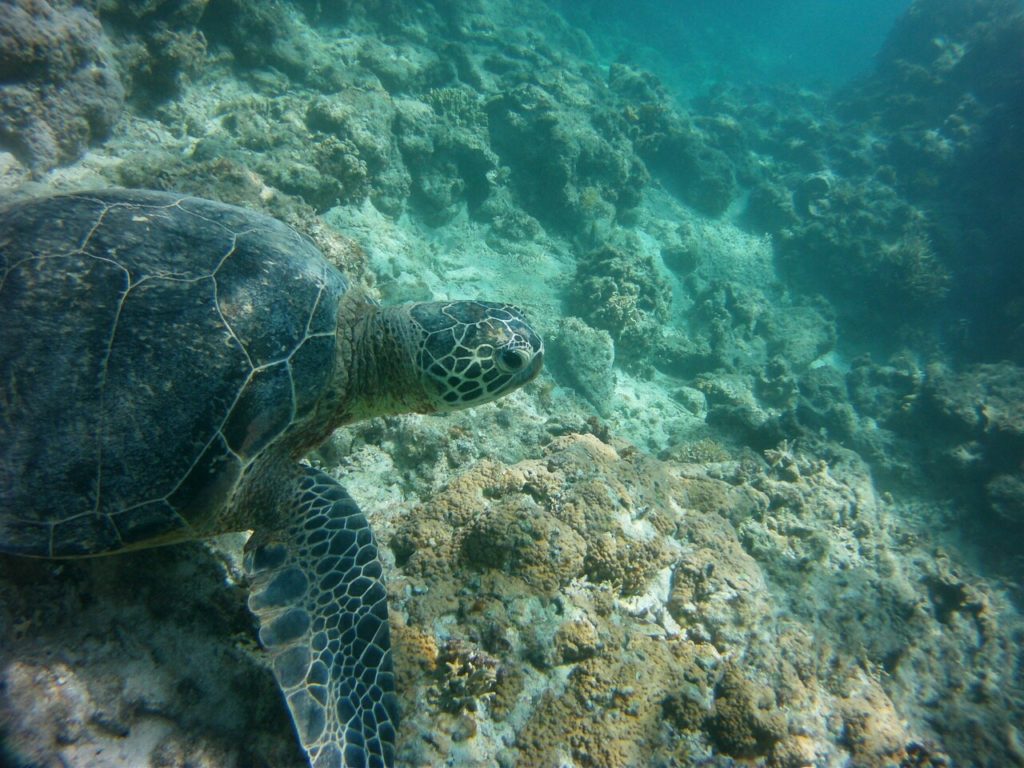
{"left": 520, "top": 347, "right": 544, "bottom": 383}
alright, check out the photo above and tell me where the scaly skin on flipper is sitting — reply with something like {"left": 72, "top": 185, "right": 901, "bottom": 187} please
{"left": 0, "top": 189, "right": 544, "bottom": 768}
{"left": 246, "top": 466, "right": 396, "bottom": 768}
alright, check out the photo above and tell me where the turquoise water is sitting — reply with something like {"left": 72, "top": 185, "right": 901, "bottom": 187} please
{"left": 558, "top": 0, "right": 912, "bottom": 94}
{"left": 1, "top": 1, "right": 1023, "bottom": 766}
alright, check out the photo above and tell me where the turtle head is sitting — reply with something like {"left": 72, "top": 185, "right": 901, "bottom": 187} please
{"left": 408, "top": 301, "right": 544, "bottom": 412}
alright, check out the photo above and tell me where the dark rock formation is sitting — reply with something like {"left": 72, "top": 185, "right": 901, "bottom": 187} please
{"left": 0, "top": 0, "right": 125, "bottom": 170}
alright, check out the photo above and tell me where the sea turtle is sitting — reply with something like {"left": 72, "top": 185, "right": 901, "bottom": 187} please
{"left": 0, "top": 188, "right": 544, "bottom": 767}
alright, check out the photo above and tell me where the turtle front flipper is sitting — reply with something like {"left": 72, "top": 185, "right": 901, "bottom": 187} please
{"left": 244, "top": 466, "right": 397, "bottom": 768}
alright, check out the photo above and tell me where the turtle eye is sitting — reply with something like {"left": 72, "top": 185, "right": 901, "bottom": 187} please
{"left": 496, "top": 347, "right": 529, "bottom": 373}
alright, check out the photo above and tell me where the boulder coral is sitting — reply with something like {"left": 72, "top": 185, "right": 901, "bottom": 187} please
{"left": 385, "top": 431, "right": 953, "bottom": 765}
{"left": 546, "top": 316, "right": 616, "bottom": 417}
{"left": 908, "top": 361, "right": 1024, "bottom": 527}
{"left": 486, "top": 82, "right": 647, "bottom": 230}
{"left": 98, "top": 0, "right": 209, "bottom": 106}
{"left": 567, "top": 239, "right": 672, "bottom": 370}
{"left": 0, "top": 0, "right": 125, "bottom": 170}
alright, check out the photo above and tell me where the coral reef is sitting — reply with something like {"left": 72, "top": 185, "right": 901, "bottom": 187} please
{"left": 381, "top": 429, "right": 1021, "bottom": 766}
{"left": 546, "top": 316, "right": 616, "bottom": 416}
{"left": 0, "top": 0, "right": 125, "bottom": 170}
{"left": 706, "top": 665, "right": 786, "bottom": 758}
{"left": 695, "top": 84, "right": 955, "bottom": 342}
{"left": 566, "top": 238, "right": 672, "bottom": 371}
{"left": 836, "top": 0, "right": 1024, "bottom": 359}
{"left": 3, "top": 0, "right": 1024, "bottom": 766}
{"left": 901, "top": 361, "right": 1024, "bottom": 529}
{"left": 0, "top": 543, "right": 303, "bottom": 768}
{"left": 201, "top": 0, "right": 320, "bottom": 84}
{"left": 614, "top": 85, "right": 738, "bottom": 216}
{"left": 486, "top": 81, "right": 647, "bottom": 230}
{"left": 516, "top": 636, "right": 713, "bottom": 767}
{"left": 98, "top": 0, "right": 209, "bottom": 106}
{"left": 306, "top": 78, "right": 410, "bottom": 214}
{"left": 399, "top": 87, "right": 499, "bottom": 224}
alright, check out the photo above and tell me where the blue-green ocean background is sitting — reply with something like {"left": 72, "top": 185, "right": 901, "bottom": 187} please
{"left": 558, "top": 0, "right": 912, "bottom": 91}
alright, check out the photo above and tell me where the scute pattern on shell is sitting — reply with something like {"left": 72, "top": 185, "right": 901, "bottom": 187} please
{"left": 0, "top": 189, "right": 348, "bottom": 557}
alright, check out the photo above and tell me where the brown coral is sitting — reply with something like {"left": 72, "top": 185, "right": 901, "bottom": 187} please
{"left": 567, "top": 240, "right": 672, "bottom": 369}
{"left": 516, "top": 636, "right": 713, "bottom": 768}
{"left": 706, "top": 665, "right": 787, "bottom": 758}
{"left": 553, "top": 620, "right": 602, "bottom": 664}
{"left": 0, "top": 0, "right": 125, "bottom": 169}
{"left": 583, "top": 533, "right": 671, "bottom": 596}
{"left": 460, "top": 499, "right": 587, "bottom": 594}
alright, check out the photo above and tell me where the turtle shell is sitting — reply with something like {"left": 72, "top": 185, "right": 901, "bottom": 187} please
{"left": 0, "top": 189, "right": 348, "bottom": 557}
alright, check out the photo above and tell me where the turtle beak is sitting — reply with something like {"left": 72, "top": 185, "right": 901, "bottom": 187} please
{"left": 525, "top": 345, "right": 544, "bottom": 382}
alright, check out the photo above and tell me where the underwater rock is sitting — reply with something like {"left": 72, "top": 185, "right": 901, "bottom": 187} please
{"left": 101, "top": 0, "right": 208, "bottom": 20}
{"left": 553, "top": 619, "right": 602, "bottom": 664}
{"left": 744, "top": 180, "right": 799, "bottom": 233}
{"left": 796, "top": 365, "right": 859, "bottom": 441}
{"left": 846, "top": 354, "right": 922, "bottom": 427}
{"left": 546, "top": 316, "right": 616, "bottom": 417}
{"left": 916, "top": 362, "right": 1024, "bottom": 494}
{"left": 461, "top": 497, "right": 588, "bottom": 594}
{"left": 516, "top": 637, "right": 715, "bottom": 767}
{"left": 686, "top": 279, "right": 835, "bottom": 378}
{"left": 478, "top": 186, "right": 546, "bottom": 246}
{"left": 619, "top": 88, "right": 738, "bottom": 217}
{"left": 659, "top": 240, "right": 699, "bottom": 276}
{"left": 0, "top": 545, "right": 304, "bottom": 767}
{"left": 201, "top": 0, "right": 317, "bottom": 84}
{"left": 838, "top": 0, "right": 1024, "bottom": 135}
{"left": 905, "top": 361, "right": 1024, "bottom": 531}
{"left": 584, "top": 532, "right": 672, "bottom": 597}
{"left": 682, "top": 77, "right": 960, "bottom": 346}
{"left": 0, "top": 0, "right": 125, "bottom": 170}
{"left": 833, "top": 354, "right": 925, "bottom": 477}
{"left": 666, "top": 502, "right": 771, "bottom": 648}
{"left": 112, "top": 66, "right": 411, "bottom": 214}
{"left": 836, "top": 677, "right": 912, "bottom": 768}
{"left": 696, "top": 370, "right": 785, "bottom": 448}
{"left": 393, "top": 435, "right": 682, "bottom": 600}
{"left": 356, "top": 36, "right": 449, "bottom": 95}
{"left": 922, "top": 362, "right": 1024, "bottom": 444}
{"left": 792, "top": 172, "right": 833, "bottom": 218}
{"left": 396, "top": 87, "right": 499, "bottom": 223}
{"left": 387, "top": 429, "right": 970, "bottom": 766}
{"left": 986, "top": 472, "right": 1024, "bottom": 525}
{"left": 835, "top": 0, "right": 1024, "bottom": 360}
{"left": 607, "top": 61, "right": 666, "bottom": 104}
{"left": 773, "top": 180, "right": 950, "bottom": 343}
{"left": 706, "top": 664, "right": 787, "bottom": 758}
{"left": 652, "top": 332, "right": 718, "bottom": 381}
{"left": 673, "top": 80, "right": 955, "bottom": 345}
{"left": 307, "top": 79, "right": 411, "bottom": 214}
{"left": 290, "top": 0, "right": 356, "bottom": 25}
{"left": 567, "top": 238, "right": 671, "bottom": 371}
{"left": 98, "top": 0, "right": 209, "bottom": 105}
{"left": 308, "top": 88, "right": 397, "bottom": 175}
{"left": 486, "top": 82, "right": 646, "bottom": 230}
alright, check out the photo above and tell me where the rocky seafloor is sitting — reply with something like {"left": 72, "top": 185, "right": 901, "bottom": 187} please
{"left": 1, "top": 0, "right": 1023, "bottom": 766}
